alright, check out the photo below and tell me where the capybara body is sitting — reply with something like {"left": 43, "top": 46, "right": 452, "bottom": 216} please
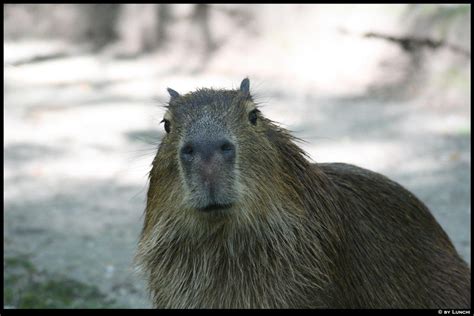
{"left": 135, "top": 79, "right": 471, "bottom": 308}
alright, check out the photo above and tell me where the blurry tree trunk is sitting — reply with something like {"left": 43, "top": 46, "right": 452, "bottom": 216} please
{"left": 106, "top": 4, "right": 159, "bottom": 57}
{"left": 81, "top": 4, "right": 120, "bottom": 51}
{"left": 186, "top": 4, "right": 217, "bottom": 72}
{"left": 155, "top": 4, "right": 171, "bottom": 50}
{"left": 193, "top": 4, "right": 217, "bottom": 56}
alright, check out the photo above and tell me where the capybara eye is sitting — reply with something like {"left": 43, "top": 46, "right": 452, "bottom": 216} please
{"left": 248, "top": 109, "right": 259, "bottom": 125}
{"left": 161, "top": 119, "right": 171, "bottom": 133}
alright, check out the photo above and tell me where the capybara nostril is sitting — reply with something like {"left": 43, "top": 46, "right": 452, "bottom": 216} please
{"left": 219, "top": 140, "right": 235, "bottom": 160}
{"left": 180, "top": 143, "right": 194, "bottom": 162}
{"left": 220, "top": 141, "right": 234, "bottom": 152}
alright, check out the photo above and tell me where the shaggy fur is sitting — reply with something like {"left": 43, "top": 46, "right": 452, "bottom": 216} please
{"left": 135, "top": 79, "right": 471, "bottom": 309}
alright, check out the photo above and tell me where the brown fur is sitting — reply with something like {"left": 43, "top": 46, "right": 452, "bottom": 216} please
{"left": 135, "top": 82, "right": 471, "bottom": 309}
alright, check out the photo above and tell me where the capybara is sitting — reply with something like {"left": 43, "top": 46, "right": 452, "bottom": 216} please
{"left": 135, "top": 78, "right": 471, "bottom": 308}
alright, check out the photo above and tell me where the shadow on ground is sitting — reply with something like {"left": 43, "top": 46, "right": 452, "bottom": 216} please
{"left": 4, "top": 175, "right": 151, "bottom": 308}
{"left": 4, "top": 253, "right": 123, "bottom": 309}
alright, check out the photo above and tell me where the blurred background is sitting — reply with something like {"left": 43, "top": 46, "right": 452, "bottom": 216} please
{"left": 3, "top": 4, "right": 470, "bottom": 308}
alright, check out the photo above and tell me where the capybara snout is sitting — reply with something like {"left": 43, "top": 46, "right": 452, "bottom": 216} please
{"left": 180, "top": 135, "right": 237, "bottom": 210}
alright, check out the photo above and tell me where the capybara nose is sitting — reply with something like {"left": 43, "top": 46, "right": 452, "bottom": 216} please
{"left": 180, "top": 138, "right": 236, "bottom": 164}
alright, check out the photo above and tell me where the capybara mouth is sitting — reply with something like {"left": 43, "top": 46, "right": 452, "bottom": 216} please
{"left": 197, "top": 203, "right": 233, "bottom": 213}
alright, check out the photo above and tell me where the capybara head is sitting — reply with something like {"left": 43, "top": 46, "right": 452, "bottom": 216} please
{"left": 146, "top": 78, "right": 309, "bottom": 232}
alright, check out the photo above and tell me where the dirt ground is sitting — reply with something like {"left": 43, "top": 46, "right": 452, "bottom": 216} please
{"left": 4, "top": 5, "right": 470, "bottom": 308}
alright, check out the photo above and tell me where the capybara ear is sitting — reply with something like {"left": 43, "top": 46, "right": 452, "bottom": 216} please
{"left": 167, "top": 87, "right": 180, "bottom": 100}
{"left": 240, "top": 78, "right": 250, "bottom": 95}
